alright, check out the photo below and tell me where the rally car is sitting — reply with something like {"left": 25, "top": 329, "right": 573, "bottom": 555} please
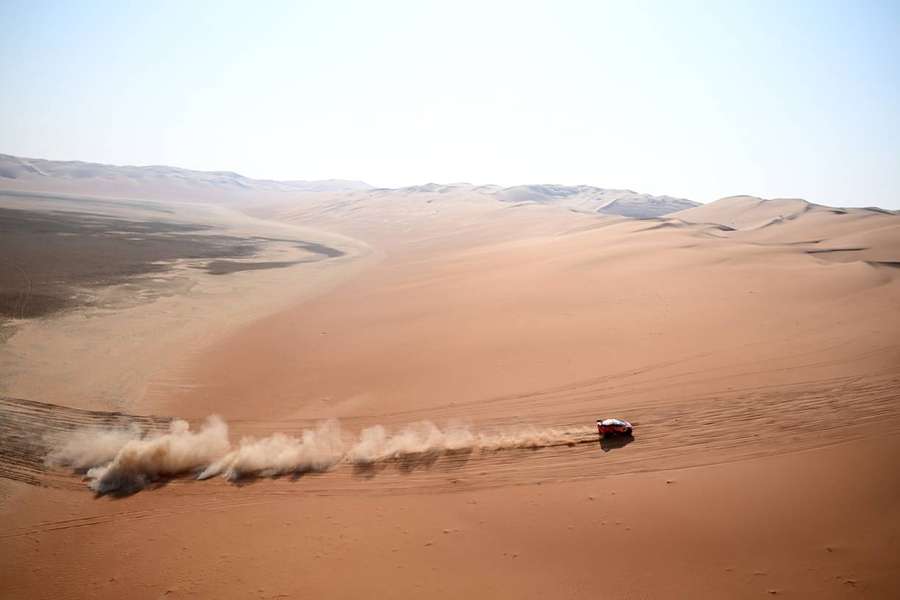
{"left": 597, "top": 418, "right": 633, "bottom": 438}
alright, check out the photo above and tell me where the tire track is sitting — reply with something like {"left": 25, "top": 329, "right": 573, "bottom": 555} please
{"left": 4, "top": 371, "right": 899, "bottom": 510}
{"left": 0, "top": 396, "right": 170, "bottom": 488}
{"left": 0, "top": 373, "right": 900, "bottom": 538}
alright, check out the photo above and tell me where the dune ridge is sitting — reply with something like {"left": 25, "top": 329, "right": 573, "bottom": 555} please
{"left": 0, "top": 153, "right": 698, "bottom": 219}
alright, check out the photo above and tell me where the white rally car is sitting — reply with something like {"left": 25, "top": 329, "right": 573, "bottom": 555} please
{"left": 597, "top": 418, "right": 633, "bottom": 438}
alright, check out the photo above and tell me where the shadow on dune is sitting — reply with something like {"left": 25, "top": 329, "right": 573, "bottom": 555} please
{"left": 353, "top": 447, "right": 475, "bottom": 479}
{"left": 226, "top": 469, "right": 319, "bottom": 488}
{"left": 93, "top": 477, "right": 174, "bottom": 499}
{"left": 88, "top": 449, "right": 480, "bottom": 495}
{"left": 600, "top": 434, "right": 634, "bottom": 453}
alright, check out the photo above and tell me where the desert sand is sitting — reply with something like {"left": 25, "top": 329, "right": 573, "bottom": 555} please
{"left": 1, "top": 157, "right": 899, "bottom": 599}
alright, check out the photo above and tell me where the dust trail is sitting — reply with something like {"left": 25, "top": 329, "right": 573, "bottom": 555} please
{"left": 475, "top": 425, "right": 592, "bottom": 451}
{"left": 344, "top": 422, "right": 592, "bottom": 463}
{"left": 47, "top": 417, "right": 595, "bottom": 493}
{"left": 83, "top": 416, "right": 230, "bottom": 494}
{"left": 347, "top": 422, "right": 476, "bottom": 464}
{"left": 199, "top": 420, "right": 345, "bottom": 481}
{"left": 45, "top": 424, "right": 142, "bottom": 470}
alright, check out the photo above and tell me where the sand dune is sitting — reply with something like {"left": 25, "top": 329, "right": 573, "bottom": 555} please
{"left": 1, "top": 177, "right": 899, "bottom": 598}
{"left": 674, "top": 194, "right": 816, "bottom": 229}
{"left": 490, "top": 183, "right": 698, "bottom": 217}
{"left": 674, "top": 194, "right": 900, "bottom": 264}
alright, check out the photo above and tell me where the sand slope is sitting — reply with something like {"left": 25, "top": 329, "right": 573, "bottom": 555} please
{"left": 674, "top": 194, "right": 900, "bottom": 263}
{"left": 0, "top": 191, "right": 371, "bottom": 410}
{"left": 1, "top": 186, "right": 899, "bottom": 598}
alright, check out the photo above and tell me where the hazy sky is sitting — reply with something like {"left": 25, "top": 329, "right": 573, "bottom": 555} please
{"left": 2, "top": 0, "right": 898, "bottom": 207}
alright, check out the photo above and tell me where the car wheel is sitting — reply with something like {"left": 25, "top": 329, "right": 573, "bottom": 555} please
{"left": 625, "top": 428, "right": 633, "bottom": 436}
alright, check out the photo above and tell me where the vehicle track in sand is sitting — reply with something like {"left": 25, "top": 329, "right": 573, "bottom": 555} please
{"left": 3, "top": 366, "right": 899, "bottom": 512}
{"left": 3, "top": 371, "right": 899, "bottom": 540}
{"left": 0, "top": 396, "right": 170, "bottom": 489}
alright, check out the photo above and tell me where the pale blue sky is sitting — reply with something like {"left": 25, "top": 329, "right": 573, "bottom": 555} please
{"left": 2, "top": 0, "right": 898, "bottom": 207}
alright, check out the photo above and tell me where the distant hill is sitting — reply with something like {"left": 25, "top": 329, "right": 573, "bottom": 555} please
{"left": 382, "top": 182, "right": 698, "bottom": 218}
{"left": 0, "top": 153, "right": 698, "bottom": 218}
{"left": 0, "top": 154, "right": 373, "bottom": 200}
{"left": 492, "top": 184, "right": 698, "bottom": 217}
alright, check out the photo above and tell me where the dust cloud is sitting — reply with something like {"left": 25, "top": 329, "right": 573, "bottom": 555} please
{"left": 47, "top": 416, "right": 593, "bottom": 493}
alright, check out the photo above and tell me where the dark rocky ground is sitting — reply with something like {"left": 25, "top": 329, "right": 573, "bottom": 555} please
{"left": 0, "top": 206, "right": 261, "bottom": 319}
{"left": 0, "top": 195, "right": 344, "bottom": 320}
